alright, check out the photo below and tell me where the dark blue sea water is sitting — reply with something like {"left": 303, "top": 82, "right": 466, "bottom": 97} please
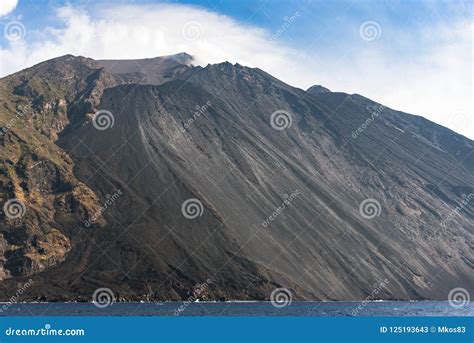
{"left": 1, "top": 301, "right": 472, "bottom": 316}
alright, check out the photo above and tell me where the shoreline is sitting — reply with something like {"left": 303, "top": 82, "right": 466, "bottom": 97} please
{"left": 0, "top": 300, "right": 454, "bottom": 304}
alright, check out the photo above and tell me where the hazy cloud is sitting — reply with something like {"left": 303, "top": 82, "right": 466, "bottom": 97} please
{"left": 0, "top": 3, "right": 472, "bottom": 138}
{"left": 0, "top": 0, "right": 18, "bottom": 17}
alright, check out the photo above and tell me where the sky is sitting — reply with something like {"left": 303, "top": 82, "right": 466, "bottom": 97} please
{"left": 0, "top": 0, "right": 472, "bottom": 138}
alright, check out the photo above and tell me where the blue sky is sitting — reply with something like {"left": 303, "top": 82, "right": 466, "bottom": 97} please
{"left": 6, "top": 0, "right": 470, "bottom": 54}
{"left": 0, "top": 0, "right": 472, "bottom": 138}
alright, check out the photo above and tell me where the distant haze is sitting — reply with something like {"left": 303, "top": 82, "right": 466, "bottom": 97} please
{"left": 0, "top": 2, "right": 472, "bottom": 138}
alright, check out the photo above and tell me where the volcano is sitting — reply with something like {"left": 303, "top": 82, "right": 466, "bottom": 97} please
{"left": 0, "top": 53, "right": 472, "bottom": 301}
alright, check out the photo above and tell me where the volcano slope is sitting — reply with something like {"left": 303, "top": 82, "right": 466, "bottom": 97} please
{"left": 0, "top": 54, "right": 472, "bottom": 301}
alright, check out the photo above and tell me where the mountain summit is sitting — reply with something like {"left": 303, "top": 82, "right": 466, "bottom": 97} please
{"left": 0, "top": 54, "right": 472, "bottom": 301}
{"left": 97, "top": 52, "right": 195, "bottom": 85}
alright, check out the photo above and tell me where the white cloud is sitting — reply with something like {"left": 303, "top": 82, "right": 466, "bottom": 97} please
{"left": 0, "top": 4, "right": 294, "bottom": 79}
{"left": 0, "top": 0, "right": 18, "bottom": 16}
{"left": 324, "top": 20, "right": 473, "bottom": 140}
{"left": 0, "top": 3, "right": 472, "bottom": 138}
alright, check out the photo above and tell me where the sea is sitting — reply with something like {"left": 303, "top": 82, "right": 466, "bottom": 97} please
{"left": 1, "top": 301, "right": 473, "bottom": 316}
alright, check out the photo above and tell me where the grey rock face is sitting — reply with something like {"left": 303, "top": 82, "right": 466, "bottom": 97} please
{"left": 0, "top": 54, "right": 472, "bottom": 301}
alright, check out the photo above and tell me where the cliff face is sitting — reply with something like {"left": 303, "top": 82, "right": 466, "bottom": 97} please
{"left": 0, "top": 55, "right": 115, "bottom": 280}
{"left": 0, "top": 54, "right": 472, "bottom": 301}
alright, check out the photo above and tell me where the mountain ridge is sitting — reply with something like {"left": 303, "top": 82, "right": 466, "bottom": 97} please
{"left": 0, "top": 54, "right": 472, "bottom": 301}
